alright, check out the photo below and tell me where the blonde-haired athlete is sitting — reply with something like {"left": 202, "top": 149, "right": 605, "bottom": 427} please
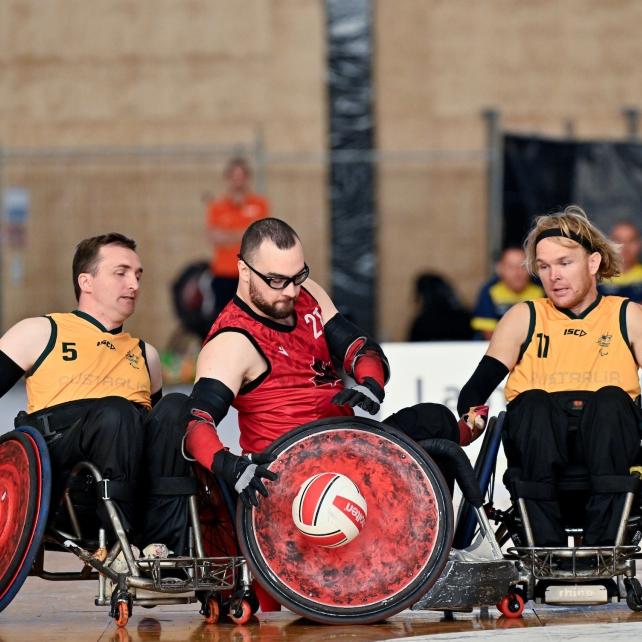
{"left": 458, "top": 205, "right": 642, "bottom": 547}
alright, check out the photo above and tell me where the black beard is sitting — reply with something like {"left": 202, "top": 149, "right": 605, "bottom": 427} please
{"left": 249, "top": 279, "right": 295, "bottom": 320}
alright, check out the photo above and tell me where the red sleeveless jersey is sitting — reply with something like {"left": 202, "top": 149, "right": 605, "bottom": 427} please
{"left": 205, "top": 288, "right": 353, "bottom": 453}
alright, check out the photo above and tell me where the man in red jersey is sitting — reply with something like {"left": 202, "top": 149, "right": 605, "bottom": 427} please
{"left": 182, "top": 218, "right": 487, "bottom": 511}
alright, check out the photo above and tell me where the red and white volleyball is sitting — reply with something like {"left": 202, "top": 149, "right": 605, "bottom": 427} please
{"left": 292, "top": 472, "right": 368, "bottom": 548}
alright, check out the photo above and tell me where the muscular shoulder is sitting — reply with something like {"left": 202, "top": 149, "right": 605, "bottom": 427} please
{"left": 302, "top": 280, "right": 338, "bottom": 323}
{"left": 142, "top": 342, "right": 162, "bottom": 394}
{"left": 0, "top": 316, "right": 53, "bottom": 371}
{"left": 486, "top": 302, "right": 532, "bottom": 369}
{"left": 196, "top": 330, "right": 265, "bottom": 395}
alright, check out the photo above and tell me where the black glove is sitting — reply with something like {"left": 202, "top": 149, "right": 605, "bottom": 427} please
{"left": 331, "top": 376, "right": 385, "bottom": 415}
{"left": 213, "top": 449, "right": 278, "bottom": 508}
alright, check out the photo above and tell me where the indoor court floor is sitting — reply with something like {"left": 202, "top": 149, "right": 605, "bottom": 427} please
{"left": 2, "top": 393, "right": 642, "bottom": 641}
{"left": 1, "top": 553, "right": 642, "bottom": 642}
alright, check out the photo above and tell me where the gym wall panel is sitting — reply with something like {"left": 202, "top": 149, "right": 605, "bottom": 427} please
{"left": 374, "top": 0, "right": 642, "bottom": 340}
{"left": 0, "top": 0, "right": 327, "bottom": 349}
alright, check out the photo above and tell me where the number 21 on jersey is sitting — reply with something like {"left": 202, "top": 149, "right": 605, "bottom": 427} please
{"left": 304, "top": 307, "right": 323, "bottom": 339}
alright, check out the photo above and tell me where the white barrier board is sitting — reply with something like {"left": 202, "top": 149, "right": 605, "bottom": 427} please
{"left": 0, "top": 342, "right": 511, "bottom": 511}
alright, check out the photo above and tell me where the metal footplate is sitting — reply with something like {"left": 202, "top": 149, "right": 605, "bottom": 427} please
{"left": 508, "top": 545, "right": 640, "bottom": 581}
{"left": 136, "top": 556, "right": 245, "bottom": 593}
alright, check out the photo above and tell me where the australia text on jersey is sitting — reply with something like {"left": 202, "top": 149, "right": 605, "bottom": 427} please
{"left": 528, "top": 370, "right": 622, "bottom": 387}
{"left": 57, "top": 373, "right": 148, "bottom": 391}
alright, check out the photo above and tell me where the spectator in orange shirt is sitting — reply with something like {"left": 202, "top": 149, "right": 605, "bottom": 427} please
{"left": 206, "top": 158, "right": 270, "bottom": 318}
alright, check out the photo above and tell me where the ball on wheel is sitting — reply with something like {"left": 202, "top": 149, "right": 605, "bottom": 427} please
{"left": 291, "top": 472, "right": 367, "bottom": 548}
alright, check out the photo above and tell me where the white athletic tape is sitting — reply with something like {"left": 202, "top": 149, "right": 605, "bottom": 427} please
{"left": 352, "top": 384, "right": 381, "bottom": 405}
{"left": 235, "top": 463, "right": 258, "bottom": 493}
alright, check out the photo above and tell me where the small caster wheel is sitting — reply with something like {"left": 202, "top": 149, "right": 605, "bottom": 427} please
{"left": 496, "top": 592, "right": 525, "bottom": 618}
{"left": 229, "top": 599, "right": 252, "bottom": 625}
{"left": 203, "top": 596, "right": 221, "bottom": 624}
{"left": 625, "top": 578, "right": 642, "bottom": 612}
{"left": 115, "top": 601, "right": 129, "bottom": 627}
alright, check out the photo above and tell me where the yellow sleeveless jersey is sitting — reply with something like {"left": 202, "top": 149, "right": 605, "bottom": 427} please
{"left": 25, "top": 311, "right": 152, "bottom": 413}
{"left": 504, "top": 296, "right": 640, "bottom": 402}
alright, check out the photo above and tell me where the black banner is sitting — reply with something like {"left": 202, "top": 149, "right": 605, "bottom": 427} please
{"left": 326, "top": 0, "right": 376, "bottom": 334}
{"left": 503, "top": 134, "right": 642, "bottom": 246}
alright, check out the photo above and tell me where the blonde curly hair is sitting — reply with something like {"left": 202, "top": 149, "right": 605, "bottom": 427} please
{"left": 523, "top": 205, "right": 621, "bottom": 282}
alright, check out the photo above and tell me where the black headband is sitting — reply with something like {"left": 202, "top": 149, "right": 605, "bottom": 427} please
{"left": 535, "top": 228, "right": 594, "bottom": 252}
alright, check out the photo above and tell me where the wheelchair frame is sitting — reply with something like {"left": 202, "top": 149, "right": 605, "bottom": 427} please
{"left": 454, "top": 411, "right": 642, "bottom": 616}
{"left": 34, "top": 459, "right": 255, "bottom": 627}
{"left": 2, "top": 416, "right": 460, "bottom": 627}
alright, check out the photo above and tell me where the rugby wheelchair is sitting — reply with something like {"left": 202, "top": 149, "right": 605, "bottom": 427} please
{"left": 0, "top": 416, "right": 493, "bottom": 627}
{"left": 415, "top": 410, "right": 642, "bottom": 617}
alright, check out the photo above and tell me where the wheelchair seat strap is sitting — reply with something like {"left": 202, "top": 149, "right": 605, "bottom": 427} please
{"left": 96, "top": 479, "right": 136, "bottom": 501}
{"left": 147, "top": 476, "right": 198, "bottom": 496}
{"left": 513, "top": 479, "right": 557, "bottom": 501}
{"left": 591, "top": 474, "right": 640, "bottom": 494}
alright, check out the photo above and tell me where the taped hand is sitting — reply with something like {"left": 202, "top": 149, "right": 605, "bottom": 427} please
{"left": 457, "top": 404, "right": 489, "bottom": 447}
{"left": 213, "top": 449, "right": 278, "bottom": 508}
{"left": 332, "top": 376, "right": 384, "bottom": 415}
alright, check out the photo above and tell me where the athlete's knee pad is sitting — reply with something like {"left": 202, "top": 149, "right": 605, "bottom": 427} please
{"left": 384, "top": 402, "right": 458, "bottom": 443}
{"left": 148, "top": 392, "right": 189, "bottom": 428}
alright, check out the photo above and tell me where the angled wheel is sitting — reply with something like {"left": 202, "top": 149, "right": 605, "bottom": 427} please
{"left": 497, "top": 592, "right": 525, "bottom": 618}
{"left": 238, "top": 417, "right": 454, "bottom": 624}
{"left": 229, "top": 599, "right": 252, "bottom": 625}
{"left": 0, "top": 427, "right": 51, "bottom": 613}
{"left": 203, "top": 596, "right": 220, "bottom": 624}
{"left": 194, "top": 466, "right": 238, "bottom": 558}
{"left": 115, "top": 601, "right": 129, "bottom": 627}
{"left": 625, "top": 577, "right": 642, "bottom": 611}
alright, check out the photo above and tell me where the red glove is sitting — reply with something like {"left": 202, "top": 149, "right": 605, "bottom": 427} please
{"left": 458, "top": 405, "right": 489, "bottom": 447}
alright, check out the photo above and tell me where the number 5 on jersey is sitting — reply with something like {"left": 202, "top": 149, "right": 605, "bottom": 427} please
{"left": 62, "top": 342, "right": 78, "bottom": 361}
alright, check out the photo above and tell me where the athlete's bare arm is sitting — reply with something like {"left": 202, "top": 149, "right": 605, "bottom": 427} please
{"left": 194, "top": 331, "right": 267, "bottom": 395}
{"left": 144, "top": 343, "right": 163, "bottom": 394}
{"left": 625, "top": 302, "right": 642, "bottom": 367}
{"left": 303, "top": 279, "right": 339, "bottom": 324}
{"left": 0, "top": 317, "right": 53, "bottom": 371}
{"left": 485, "top": 302, "right": 531, "bottom": 370}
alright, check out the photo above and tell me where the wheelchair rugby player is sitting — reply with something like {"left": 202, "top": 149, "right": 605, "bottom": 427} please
{"left": 0, "top": 221, "right": 492, "bottom": 627}
{"left": 454, "top": 205, "right": 642, "bottom": 614}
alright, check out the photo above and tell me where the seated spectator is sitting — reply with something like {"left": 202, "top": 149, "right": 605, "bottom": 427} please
{"left": 600, "top": 220, "right": 642, "bottom": 302}
{"left": 471, "top": 246, "right": 544, "bottom": 340}
{"left": 408, "top": 273, "right": 473, "bottom": 341}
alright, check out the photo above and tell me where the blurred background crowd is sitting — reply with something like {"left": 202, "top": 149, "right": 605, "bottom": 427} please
{"left": 3, "top": 1, "right": 642, "bottom": 383}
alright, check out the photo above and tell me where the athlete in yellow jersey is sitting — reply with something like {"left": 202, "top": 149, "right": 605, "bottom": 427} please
{"left": 0, "top": 233, "right": 192, "bottom": 553}
{"left": 457, "top": 205, "right": 642, "bottom": 547}
{"left": 25, "top": 311, "right": 153, "bottom": 413}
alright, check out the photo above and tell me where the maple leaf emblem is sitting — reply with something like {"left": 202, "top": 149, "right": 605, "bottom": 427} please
{"left": 309, "top": 357, "right": 341, "bottom": 387}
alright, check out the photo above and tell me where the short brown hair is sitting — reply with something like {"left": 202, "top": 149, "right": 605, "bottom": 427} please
{"left": 524, "top": 205, "right": 621, "bottom": 282}
{"left": 239, "top": 218, "right": 299, "bottom": 261}
{"left": 72, "top": 233, "right": 137, "bottom": 300}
